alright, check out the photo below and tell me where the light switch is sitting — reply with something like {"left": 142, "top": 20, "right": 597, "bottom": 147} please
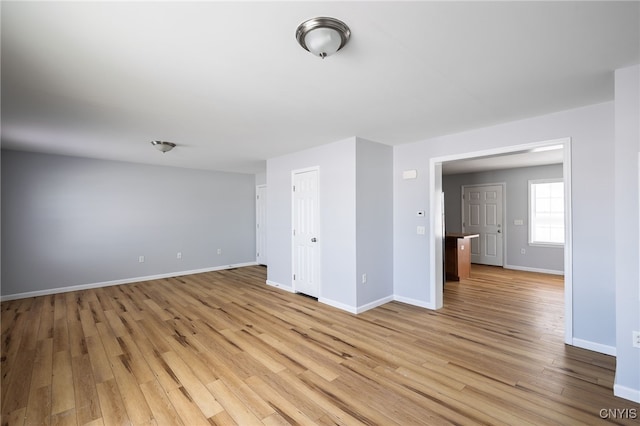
{"left": 417, "top": 226, "right": 426, "bottom": 235}
{"left": 514, "top": 219, "right": 524, "bottom": 225}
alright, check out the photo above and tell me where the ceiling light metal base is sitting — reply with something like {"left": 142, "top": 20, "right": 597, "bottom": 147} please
{"left": 151, "top": 140, "right": 176, "bottom": 153}
{"left": 296, "top": 17, "right": 350, "bottom": 59}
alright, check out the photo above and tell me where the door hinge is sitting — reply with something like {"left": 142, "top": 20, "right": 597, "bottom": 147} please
{"left": 293, "top": 274, "right": 296, "bottom": 281}
{"left": 293, "top": 185, "right": 296, "bottom": 192}
{"left": 257, "top": 195, "right": 260, "bottom": 200}
{"left": 293, "top": 229, "right": 296, "bottom": 236}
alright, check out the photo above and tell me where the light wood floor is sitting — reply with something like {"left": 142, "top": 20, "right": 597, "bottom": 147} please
{"left": 2, "top": 265, "right": 638, "bottom": 425}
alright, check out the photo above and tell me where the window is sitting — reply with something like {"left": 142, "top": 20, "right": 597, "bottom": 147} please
{"left": 529, "top": 179, "right": 564, "bottom": 246}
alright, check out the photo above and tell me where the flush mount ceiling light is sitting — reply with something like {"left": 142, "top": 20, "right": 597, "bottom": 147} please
{"left": 296, "top": 17, "right": 350, "bottom": 59}
{"left": 151, "top": 140, "right": 176, "bottom": 153}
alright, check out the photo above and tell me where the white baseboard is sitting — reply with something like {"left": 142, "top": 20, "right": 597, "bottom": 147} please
{"left": 354, "top": 295, "right": 394, "bottom": 314}
{"left": 614, "top": 384, "right": 640, "bottom": 403}
{"left": 0, "top": 262, "right": 258, "bottom": 302}
{"left": 265, "top": 280, "right": 294, "bottom": 293}
{"left": 504, "top": 264, "right": 564, "bottom": 275}
{"left": 282, "top": 294, "right": 397, "bottom": 315}
{"left": 394, "top": 295, "right": 436, "bottom": 309}
{"left": 572, "top": 338, "right": 617, "bottom": 356}
{"left": 318, "top": 298, "right": 358, "bottom": 314}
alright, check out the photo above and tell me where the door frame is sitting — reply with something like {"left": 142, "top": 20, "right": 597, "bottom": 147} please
{"left": 429, "top": 137, "right": 573, "bottom": 345}
{"left": 291, "top": 166, "right": 321, "bottom": 297}
{"left": 461, "top": 182, "right": 507, "bottom": 267}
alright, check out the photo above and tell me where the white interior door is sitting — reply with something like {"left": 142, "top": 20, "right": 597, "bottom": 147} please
{"left": 256, "top": 185, "right": 267, "bottom": 265}
{"left": 463, "top": 184, "right": 504, "bottom": 266}
{"left": 292, "top": 169, "right": 320, "bottom": 297}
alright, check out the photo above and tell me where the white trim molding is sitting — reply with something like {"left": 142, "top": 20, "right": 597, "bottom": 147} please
{"left": 614, "top": 384, "right": 640, "bottom": 403}
{"left": 504, "top": 264, "right": 564, "bottom": 276}
{"left": 355, "top": 296, "right": 395, "bottom": 314}
{"left": 265, "top": 280, "right": 294, "bottom": 293}
{"left": 394, "top": 295, "right": 435, "bottom": 310}
{"left": 572, "top": 338, "right": 616, "bottom": 357}
{"left": 319, "top": 298, "right": 357, "bottom": 314}
{"left": 0, "top": 262, "right": 258, "bottom": 302}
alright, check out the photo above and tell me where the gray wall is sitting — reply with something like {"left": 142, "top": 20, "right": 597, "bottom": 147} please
{"left": 356, "top": 138, "right": 394, "bottom": 308}
{"left": 394, "top": 101, "right": 616, "bottom": 352}
{"left": 613, "top": 65, "right": 639, "bottom": 400}
{"left": 266, "top": 136, "right": 394, "bottom": 312}
{"left": 266, "top": 137, "right": 357, "bottom": 308}
{"left": 443, "top": 164, "right": 564, "bottom": 273}
{"left": 1, "top": 150, "right": 256, "bottom": 297}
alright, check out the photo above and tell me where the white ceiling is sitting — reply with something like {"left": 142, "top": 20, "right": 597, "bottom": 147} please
{"left": 2, "top": 1, "right": 638, "bottom": 174}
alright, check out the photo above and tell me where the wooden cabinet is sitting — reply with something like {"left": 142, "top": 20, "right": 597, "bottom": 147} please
{"left": 445, "top": 233, "right": 479, "bottom": 281}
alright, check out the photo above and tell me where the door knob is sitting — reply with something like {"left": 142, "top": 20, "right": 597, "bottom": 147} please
{"left": 311, "top": 237, "right": 317, "bottom": 242}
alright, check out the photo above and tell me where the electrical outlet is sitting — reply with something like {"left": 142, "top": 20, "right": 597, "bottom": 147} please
{"left": 362, "top": 273, "right": 367, "bottom": 284}
{"left": 177, "top": 252, "right": 182, "bottom": 259}
{"left": 521, "top": 248, "right": 526, "bottom": 255}
{"left": 138, "top": 255, "right": 145, "bottom": 263}
{"left": 217, "top": 248, "right": 222, "bottom": 255}
{"left": 633, "top": 331, "right": 640, "bottom": 348}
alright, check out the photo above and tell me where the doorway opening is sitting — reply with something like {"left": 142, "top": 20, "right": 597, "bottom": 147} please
{"left": 429, "top": 138, "right": 573, "bottom": 345}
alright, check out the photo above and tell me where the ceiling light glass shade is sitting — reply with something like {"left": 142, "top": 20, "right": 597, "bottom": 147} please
{"left": 151, "top": 140, "right": 176, "bottom": 153}
{"left": 305, "top": 27, "right": 342, "bottom": 58}
{"left": 296, "top": 17, "right": 350, "bottom": 59}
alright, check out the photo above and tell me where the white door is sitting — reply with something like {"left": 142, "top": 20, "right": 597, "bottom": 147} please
{"left": 292, "top": 169, "right": 320, "bottom": 297}
{"left": 256, "top": 185, "right": 267, "bottom": 265}
{"left": 463, "top": 184, "right": 504, "bottom": 266}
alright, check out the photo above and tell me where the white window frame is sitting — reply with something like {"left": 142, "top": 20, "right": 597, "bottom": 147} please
{"left": 528, "top": 178, "right": 565, "bottom": 247}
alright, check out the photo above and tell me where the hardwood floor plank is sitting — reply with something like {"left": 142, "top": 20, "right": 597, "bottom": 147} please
{"left": 108, "top": 352, "right": 153, "bottom": 424}
{"left": 3, "top": 265, "right": 639, "bottom": 425}
{"left": 139, "top": 379, "right": 184, "bottom": 426}
{"left": 71, "top": 354, "right": 101, "bottom": 425}
{"left": 30, "top": 337, "right": 54, "bottom": 391}
{"left": 95, "top": 379, "right": 129, "bottom": 426}
{"left": 206, "top": 379, "right": 263, "bottom": 425}
{"left": 1, "top": 348, "right": 35, "bottom": 416}
{"left": 115, "top": 334, "right": 155, "bottom": 385}
{"left": 85, "top": 335, "right": 113, "bottom": 384}
{"left": 161, "top": 350, "right": 224, "bottom": 418}
{"left": 51, "top": 351, "right": 75, "bottom": 416}
{"left": 24, "top": 385, "right": 51, "bottom": 426}
{"left": 245, "top": 375, "right": 317, "bottom": 425}
{"left": 3, "top": 407, "right": 26, "bottom": 426}
{"left": 50, "top": 409, "right": 77, "bottom": 426}
{"left": 165, "top": 386, "right": 211, "bottom": 426}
